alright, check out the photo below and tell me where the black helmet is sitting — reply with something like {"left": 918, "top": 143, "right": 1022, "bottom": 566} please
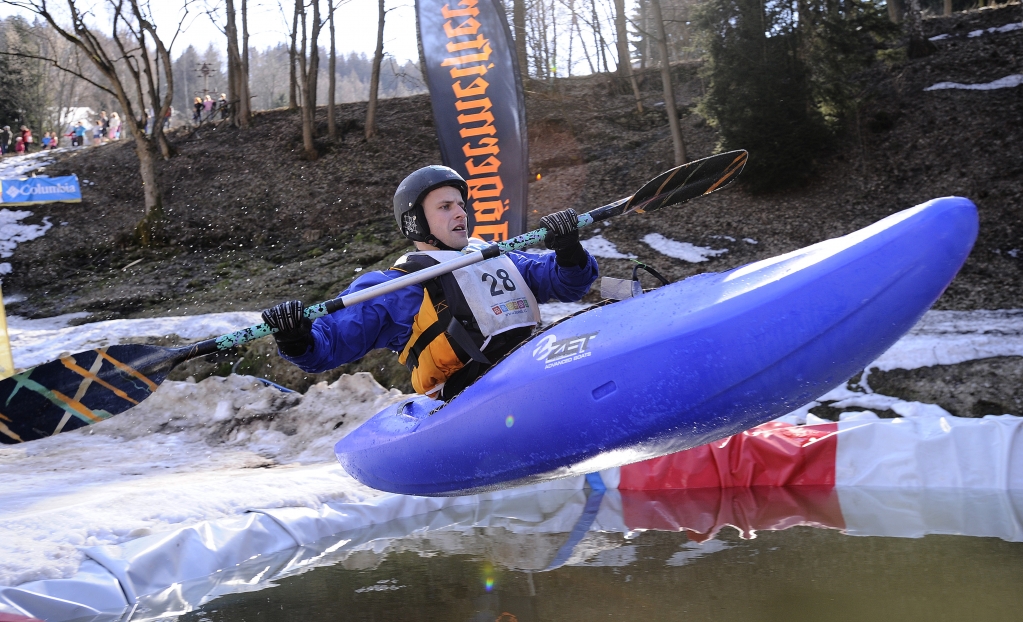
{"left": 393, "top": 165, "right": 468, "bottom": 244}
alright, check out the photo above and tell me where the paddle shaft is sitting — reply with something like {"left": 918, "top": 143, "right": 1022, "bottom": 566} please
{"left": 181, "top": 149, "right": 748, "bottom": 361}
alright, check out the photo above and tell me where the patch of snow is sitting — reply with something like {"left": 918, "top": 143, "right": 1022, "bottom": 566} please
{"left": 968, "top": 22, "right": 1023, "bottom": 37}
{"left": 0, "top": 372, "right": 398, "bottom": 587}
{"left": 1009, "top": 249, "right": 1019, "bottom": 258}
{"left": 8, "top": 311, "right": 262, "bottom": 369}
{"left": 710, "top": 235, "right": 736, "bottom": 242}
{"left": 666, "top": 539, "right": 731, "bottom": 566}
{"left": 581, "top": 235, "right": 637, "bottom": 259}
{"left": 641, "top": 233, "right": 727, "bottom": 263}
{"left": 540, "top": 302, "right": 590, "bottom": 325}
{"left": 743, "top": 238, "right": 758, "bottom": 245}
{"left": 775, "top": 309, "right": 1023, "bottom": 423}
{"left": 868, "top": 309, "right": 1023, "bottom": 371}
{"left": 0, "top": 209, "right": 53, "bottom": 265}
{"left": 929, "top": 33, "right": 951, "bottom": 41}
{"left": 924, "top": 74, "right": 1023, "bottom": 91}
{"left": 0, "top": 150, "right": 57, "bottom": 177}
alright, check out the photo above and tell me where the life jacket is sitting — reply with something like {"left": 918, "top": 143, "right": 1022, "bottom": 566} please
{"left": 393, "top": 240, "right": 540, "bottom": 398}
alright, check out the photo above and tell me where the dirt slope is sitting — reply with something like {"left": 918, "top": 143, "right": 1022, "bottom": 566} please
{"left": 4, "top": 6, "right": 1021, "bottom": 410}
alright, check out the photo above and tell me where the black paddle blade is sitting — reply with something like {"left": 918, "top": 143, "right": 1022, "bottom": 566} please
{"left": 0, "top": 344, "right": 187, "bottom": 444}
{"left": 625, "top": 150, "right": 748, "bottom": 214}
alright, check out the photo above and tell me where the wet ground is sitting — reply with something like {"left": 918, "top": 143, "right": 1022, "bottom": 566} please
{"left": 167, "top": 487, "right": 1023, "bottom": 622}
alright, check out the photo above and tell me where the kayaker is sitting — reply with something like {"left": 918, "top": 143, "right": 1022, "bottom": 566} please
{"left": 262, "top": 165, "right": 598, "bottom": 400}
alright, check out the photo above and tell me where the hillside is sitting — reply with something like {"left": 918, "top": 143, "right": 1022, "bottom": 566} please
{"left": 3, "top": 5, "right": 1021, "bottom": 410}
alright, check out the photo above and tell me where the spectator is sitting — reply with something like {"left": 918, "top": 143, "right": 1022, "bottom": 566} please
{"left": 219, "top": 93, "right": 229, "bottom": 120}
{"left": 41, "top": 132, "right": 51, "bottom": 149}
{"left": 50, "top": 132, "right": 59, "bottom": 149}
{"left": 72, "top": 121, "right": 86, "bottom": 147}
{"left": 109, "top": 112, "right": 121, "bottom": 140}
{"left": 0, "top": 126, "right": 11, "bottom": 155}
{"left": 203, "top": 95, "right": 214, "bottom": 120}
{"left": 14, "top": 136, "right": 24, "bottom": 153}
{"left": 193, "top": 97, "right": 202, "bottom": 124}
{"left": 20, "top": 126, "right": 33, "bottom": 152}
{"left": 98, "top": 111, "right": 108, "bottom": 142}
{"left": 145, "top": 107, "right": 154, "bottom": 135}
{"left": 164, "top": 105, "right": 173, "bottom": 129}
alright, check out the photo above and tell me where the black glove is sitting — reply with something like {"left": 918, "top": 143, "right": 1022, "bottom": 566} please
{"left": 540, "top": 208, "right": 588, "bottom": 268}
{"left": 262, "top": 300, "right": 313, "bottom": 357}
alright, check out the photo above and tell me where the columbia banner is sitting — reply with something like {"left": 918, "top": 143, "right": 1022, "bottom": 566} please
{"left": 417, "top": 0, "right": 528, "bottom": 241}
{"left": 0, "top": 175, "right": 82, "bottom": 206}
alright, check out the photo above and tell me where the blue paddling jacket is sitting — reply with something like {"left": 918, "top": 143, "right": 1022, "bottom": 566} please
{"left": 283, "top": 248, "right": 598, "bottom": 397}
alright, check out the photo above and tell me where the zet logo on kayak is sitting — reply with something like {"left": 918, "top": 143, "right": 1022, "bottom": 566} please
{"left": 532, "top": 332, "right": 598, "bottom": 369}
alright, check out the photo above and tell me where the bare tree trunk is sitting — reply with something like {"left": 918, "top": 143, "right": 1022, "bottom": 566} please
{"left": 650, "top": 0, "right": 686, "bottom": 165}
{"left": 513, "top": 0, "right": 528, "bottom": 83}
{"left": 905, "top": 0, "right": 936, "bottom": 58}
{"left": 943, "top": 0, "right": 951, "bottom": 16}
{"left": 288, "top": 0, "right": 299, "bottom": 110}
{"left": 238, "top": 0, "right": 251, "bottom": 127}
{"left": 226, "top": 0, "right": 242, "bottom": 124}
{"left": 328, "top": 0, "right": 337, "bottom": 139}
{"left": 299, "top": 0, "right": 321, "bottom": 156}
{"left": 365, "top": 0, "right": 385, "bottom": 140}
{"left": 591, "top": 0, "right": 609, "bottom": 73}
{"left": 613, "top": 0, "right": 643, "bottom": 114}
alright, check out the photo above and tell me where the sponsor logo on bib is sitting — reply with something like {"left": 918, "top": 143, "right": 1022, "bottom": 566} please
{"left": 491, "top": 297, "right": 531, "bottom": 316}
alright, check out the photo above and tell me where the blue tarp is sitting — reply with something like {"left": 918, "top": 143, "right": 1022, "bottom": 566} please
{"left": 0, "top": 175, "right": 81, "bottom": 206}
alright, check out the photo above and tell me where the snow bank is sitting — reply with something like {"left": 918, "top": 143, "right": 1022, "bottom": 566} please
{"left": 641, "top": 233, "right": 727, "bottom": 263}
{"left": 0, "top": 151, "right": 57, "bottom": 178}
{"left": 0, "top": 210, "right": 52, "bottom": 277}
{"left": 0, "top": 372, "right": 401, "bottom": 587}
{"left": 7, "top": 311, "right": 262, "bottom": 369}
{"left": 925, "top": 74, "right": 1023, "bottom": 91}
{"left": 868, "top": 309, "right": 1023, "bottom": 371}
{"left": 968, "top": 22, "right": 1023, "bottom": 37}
{"left": 929, "top": 21, "right": 1023, "bottom": 41}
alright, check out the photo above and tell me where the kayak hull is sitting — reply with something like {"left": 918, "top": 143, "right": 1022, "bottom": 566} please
{"left": 335, "top": 197, "right": 979, "bottom": 496}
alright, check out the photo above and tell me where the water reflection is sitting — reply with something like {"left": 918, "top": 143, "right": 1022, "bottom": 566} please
{"left": 163, "top": 486, "right": 1023, "bottom": 621}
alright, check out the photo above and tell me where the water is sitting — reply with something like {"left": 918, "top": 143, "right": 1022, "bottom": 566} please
{"left": 167, "top": 487, "right": 1023, "bottom": 622}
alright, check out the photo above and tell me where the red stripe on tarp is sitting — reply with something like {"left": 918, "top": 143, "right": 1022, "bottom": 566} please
{"left": 619, "top": 422, "right": 839, "bottom": 490}
{"left": 0, "top": 613, "right": 45, "bottom": 622}
{"left": 620, "top": 486, "right": 846, "bottom": 539}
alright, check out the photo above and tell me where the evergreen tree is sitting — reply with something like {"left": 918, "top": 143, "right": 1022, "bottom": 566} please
{"left": 695, "top": 0, "right": 896, "bottom": 192}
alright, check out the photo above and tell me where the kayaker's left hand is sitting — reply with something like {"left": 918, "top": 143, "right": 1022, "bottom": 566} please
{"left": 541, "top": 209, "right": 587, "bottom": 268}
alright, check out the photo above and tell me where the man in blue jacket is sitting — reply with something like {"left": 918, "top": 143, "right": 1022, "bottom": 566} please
{"left": 262, "top": 165, "right": 598, "bottom": 400}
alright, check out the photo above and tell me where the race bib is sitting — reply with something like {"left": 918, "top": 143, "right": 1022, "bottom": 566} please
{"left": 452, "top": 254, "right": 539, "bottom": 337}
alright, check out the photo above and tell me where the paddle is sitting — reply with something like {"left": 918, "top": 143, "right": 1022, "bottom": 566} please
{"left": 0, "top": 150, "right": 747, "bottom": 444}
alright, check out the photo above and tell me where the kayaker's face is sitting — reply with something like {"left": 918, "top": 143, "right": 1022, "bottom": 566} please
{"left": 422, "top": 186, "right": 468, "bottom": 249}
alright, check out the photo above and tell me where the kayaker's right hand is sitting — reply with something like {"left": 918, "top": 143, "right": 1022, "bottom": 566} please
{"left": 541, "top": 209, "right": 588, "bottom": 268}
{"left": 262, "top": 300, "right": 313, "bottom": 357}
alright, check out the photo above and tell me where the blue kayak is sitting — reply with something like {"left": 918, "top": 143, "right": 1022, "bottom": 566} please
{"left": 335, "top": 197, "right": 978, "bottom": 496}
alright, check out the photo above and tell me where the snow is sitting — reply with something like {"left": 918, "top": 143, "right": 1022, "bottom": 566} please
{"left": 0, "top": 150, "right": 58, "bottom": 178}
{"left": 0, "top": 372, "right": 398, "bottom": 587}
{"left": 929, "top": 22, "right": 1022, "bottom": 41}
{"left": 581, "top": 235, "right": 637, "bottom": 259}
{"left": 641, "top": 233, "right": 727, "bottom": 263}
{"left": 867, "top": 309, "right": 1023, "bottom": 371}
{"left": 7, "top": 311, "right": 262, "bottom": 370}
{"left": 924, "top": 74, "right": 1023, "bottom": 91}
{"left": 0, "top": 210, "right": 52, "bottom": 278}
{"left": 968, "top": 22, "right": 1023, "bottom": 37}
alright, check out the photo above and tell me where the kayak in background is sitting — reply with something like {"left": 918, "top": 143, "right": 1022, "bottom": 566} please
{"left": 335, "top": 197, "right": 979, "bottom": 496}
